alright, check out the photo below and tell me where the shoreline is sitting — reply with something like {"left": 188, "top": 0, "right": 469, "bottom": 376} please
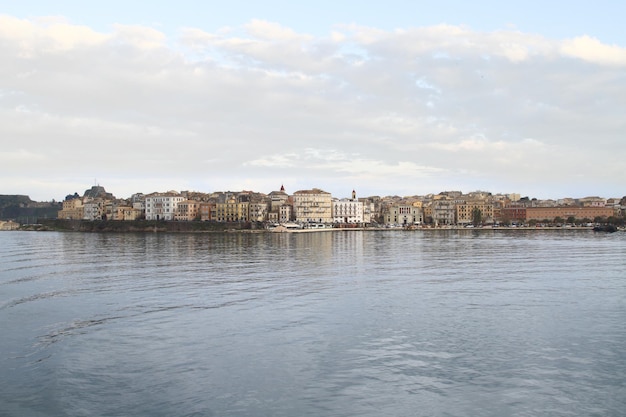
{"left": 9, "top": 219, "right": 623, "bottom": 233}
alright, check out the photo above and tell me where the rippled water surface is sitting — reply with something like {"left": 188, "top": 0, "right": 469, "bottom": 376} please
{"left": 1, "top": 230, "right": 625, "bottom": 416}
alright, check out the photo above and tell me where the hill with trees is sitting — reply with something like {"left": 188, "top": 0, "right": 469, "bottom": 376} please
{"left": 0, "top": 195, "right": 61, "bottom": 223}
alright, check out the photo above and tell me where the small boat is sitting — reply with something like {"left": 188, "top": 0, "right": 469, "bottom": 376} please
{"left": 593, "top": 225, "right": 618, "bottom": 233}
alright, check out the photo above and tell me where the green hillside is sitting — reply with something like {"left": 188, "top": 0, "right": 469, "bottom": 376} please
{"left": 0, "top": 195, "right": 61, "bottom": 222}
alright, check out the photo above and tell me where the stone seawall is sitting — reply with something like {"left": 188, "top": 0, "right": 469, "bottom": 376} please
{"left": 29, "top": 219, "right": 264, "bottom": 233}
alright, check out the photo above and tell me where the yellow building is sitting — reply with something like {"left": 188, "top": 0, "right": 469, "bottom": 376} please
{"left": 0, "top": 220, "right": 20, "bottom": 230}
{"left": 456, "top": 201, "right": 495, "bottom": 225}
{"left": 58, "top": 198, "right": 84, "bottom": 220}
{"left": 293, "top": 189, "right": 333, "bottom": 224}
{"left": 215, "top": 198, "right": 249, "bottom": 222}
{"left": 114, "top": 205, "right": 143, "bottom": 221}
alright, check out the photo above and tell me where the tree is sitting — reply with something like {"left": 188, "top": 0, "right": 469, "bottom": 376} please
{"left": 472, "top": 208, "right": 483, "bottom": 227}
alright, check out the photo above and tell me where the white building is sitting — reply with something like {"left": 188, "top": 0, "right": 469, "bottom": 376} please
{"left": 145, "top": 192, "right": 185, "bottom": 220}
{"left": 83, "top": 200, "right": 105, "bottom": 220}
{"left": 332, "top": 190, "right": 364, "bottom": 224}
{"left": 249, "top": 201, "right": 270, "bottom": 222}
{"left": 360, "top": 199, "right": 374, "bottom": 224}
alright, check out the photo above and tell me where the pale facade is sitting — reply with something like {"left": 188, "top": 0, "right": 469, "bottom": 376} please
{"left": 279, "top": 204, "right": 293, "bottom": 223}
{"left": 0, "top": 220, "right": 20, "bottom": 230}
{"left": 431, "top": 199, "right": 456, "bottom": 225}
{"left": 145, "top": 193, "right": 185, "bottom": 220}
{"left": 83, "top": 200, "right": 105, "bottom": 220}
{"left": 293, "top": 189, "right": 333, "bottom": 224}
{"left": 268, "top": 186, "right": 289, "bottom": 211}
{"left": 384, "top": 204, "right": 423, "bottom": 225}
{"left": 117, "top": 206, "right": 142, "bottom": 221}
{"left": 332, "top": 199, "right": 364, "bottom": 224}
{"left": 249, "top": 201, "right": 270, "bottom": 222}
{"left": 578, "top": 197, "right": 606, "bottom": 207}
{"left": 360, "top": 200, "right": 374, "bottom": 224}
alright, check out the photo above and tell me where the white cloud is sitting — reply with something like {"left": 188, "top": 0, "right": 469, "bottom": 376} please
{"left": 111, "top": 24, "right": 167, "bottom": 49}
{"left": 0, "top": 149, "right": 46, "bottom": 163}
{"left": 244, "top": 19, "right": 311, "bottom": 42}
{"left": 246, "top": 148, "right": 445, "bottom": 181}
{"left": 0, "top": 14, "right": 109, "bottom": 57}
{"left": 561, "top": 35, "right": 626, "bottom": 66}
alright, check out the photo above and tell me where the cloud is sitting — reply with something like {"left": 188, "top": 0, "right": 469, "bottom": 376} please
{"left": 0, "top": 148, "right": 46, "bottom": 163}
{"left": 111, "top": 24, "right": 167, "bottom": 50}
{"left": 0, "top": 14, "right": 109, "bottom": 56}
{"left": 244, "top": 19, "right": 311, "bottom": 42}
{"left": 0, "top": 16, "right": 624, "bottom": 200}
{"left": 247, "top": 148, "right": 446, "bottom": 178}
{"left": 561, "top": 35, "right": 626, "bottom": 66}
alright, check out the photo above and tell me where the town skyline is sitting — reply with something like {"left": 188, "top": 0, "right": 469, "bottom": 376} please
{"left": 7, "top": 182, "right": 626, "bottom": 205}
{"left": 50, "top": 184, "right": 624, "bottom": 228}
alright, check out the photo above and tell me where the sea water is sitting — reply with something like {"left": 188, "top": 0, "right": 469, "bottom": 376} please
{"left": 1, "top": 230, "right": 625, "bottom": 416}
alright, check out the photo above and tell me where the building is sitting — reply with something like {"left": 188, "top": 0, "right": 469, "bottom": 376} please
{"left": 384, "top": 204, "right": 423, "bottom": 226}
{"left": 279, "top": 202, "right": 293, "bottom": 223}
{"left": 525, "top": 206, "right": 614, "bottom": 222}
{"left": 58, "top": 197, "right": 84, "bottom": 220}
{"left": 249, "top": 201, "right": 270, "bottom": 222}
{"left": 456, "top": 200, "right": 494, "bottom": 225}
{"left": 145, "top": 192, "right": 185, "bottom": 220}
{"left": 578, "top": 197, "right": 606, "bottom": 207}
{"left": 293, "top": 188, "right": 333, "bottom": 224}
{"left": 83, "top": 199, "right": 105, "bottom": 220}
{"left": 115, "top": 205, "right": 143, "bottom": 221}
{"left": 268, "top": 185, "right": 289, "bottom": 211}
{"left": 267, "top": 185, "right": 291, "bottom": 223}
{"left": 430, "top": 198, "right": 456, "bottom": 226}
{"left": 499, "top": 206, "right": 527, "bottom": 224}
{"left": 176, "top": 200, "right": 201, "bottom": 221}
{"left": 333, "top": 190, "right": 364, "bottom": 224}
{"left": 215, "top": 197, "right": 249, "bottom": 222}
{"left": 0, "top": 220, "right": 20, "bottom": 230}
{"left": 199, "top": 202, "right": 215, "bottom": 221}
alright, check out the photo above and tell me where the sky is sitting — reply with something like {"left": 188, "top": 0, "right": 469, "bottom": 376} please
{"left": 1, "top": 1, "right": 625, "bottom": 201}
